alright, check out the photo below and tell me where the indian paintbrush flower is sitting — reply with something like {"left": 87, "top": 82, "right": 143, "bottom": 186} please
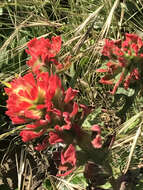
{"left": 97, "top": 33, "right": 143, "bottom": 94}
{"left": 4, "top": 35, "right": 104, "bottom": 177}
{"left": 26, "top": 36, "right": 63, "bottom": 73}
{"left": 5, "top": 70, "right": 102, "bottom": 176}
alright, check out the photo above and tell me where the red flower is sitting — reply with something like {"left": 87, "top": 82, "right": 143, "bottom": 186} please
{"left": 61, "top": 144, "right": 76, "bottom": 166}
{"left": 91, "top": 135, "right": 102, "bottom": 149}
{"left": 5, "top": 70, "right": 80, "bottom": 149}
{"left": 91, "top": 125, "right": 101, "bottom": 133}
{"left": 20, "top": 130, "right": 44, "bottom": 142}
{"left": 57, "top": 144, "right": 76, "bottom": 176}
{"left": 102, "top": 39, "right": 115, "bottom": 57}
{"left": 64, "top": 87, "right": 79, "bottom": 103}
{"left": 125, "top": 33, "right": 143, "bottom": 48}
{"left": 49, "top": 131, "right": 64, "bottom": 144}
{"left": 91, "top": 125, "right": 102, "bottom": 149}
{"left": 26, "top": 36, "right": 62, "bottom": 73}
{"left": 124, "top": 68, "right": 140, "bottom": 89}
{"left": 5, "top": 72, "right": 62, "bottom": 124}
{"left": 70, "top": 102, "right": 78, "bottom": 118}
{"left": 99, "top": 76, "right": 113, "bottom": 85}
{"left": 97, "top": 33, "right": 143, "bottom": 94}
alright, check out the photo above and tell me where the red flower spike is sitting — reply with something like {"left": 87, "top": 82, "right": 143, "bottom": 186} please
{"left": 26, "top": 36, "right": 62, "bottom": 73}
{"left": 5, "top": 70, "right": 80, "bottom": 147}
{"left": 97, "top": 33, "right": 143, "bottom": 93}
{"left": 5, "top": 67, "right": 82, "bottom": 150}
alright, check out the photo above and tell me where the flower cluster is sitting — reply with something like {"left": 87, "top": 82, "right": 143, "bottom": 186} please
{"left": 5, "top": 72, "right": 78, "bottom": 175}
{"left": 5, "top": 36, "right": 102, "bottom": 177}
{"left": 97, "top": 33, "right": 143, "bottom": 94}
{"left": 26, "top": 36, "right": 63, "bottom": 73}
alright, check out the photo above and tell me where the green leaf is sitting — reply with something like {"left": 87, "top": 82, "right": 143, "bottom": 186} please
{"left": 82, "top": 107, "right": 102, "bottom": 128}
{"left": 79, "top": 56, "right": 89, "bottom": 67}
{"left": 43, "top": 179, "right": 53, "bottom": 190}
{"left": 70, "top": 172, "right": 87, "bottom": 188}
{"left": 100, "top": 182, "right": 112, "bottom": 189}
{"left": 116, "top": 87, "right": 135, "bottom": 97}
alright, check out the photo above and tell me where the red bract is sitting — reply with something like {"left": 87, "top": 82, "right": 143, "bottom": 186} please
{"left": 70, "top": 102, "right": 78, "bottom": 118}
{"left": 102, "top": 39, "right": 115, "bottom": 57}
{"left": 125, "top": 33, "right": 143, "bottom": 48}
{"left": 26, "top": 36, "right": 63, "bottom": 73}
{"left": 57, "top": 144, "right": 76, "bottom": 176}
{"left": 91, "top": 125, "right": 101, "bottom": 133}
{"left": 91, "top": 135, "right": 102, "bottom": 149}
{"left": 97, "top": 33, "right": 143, "bottom": 94}
{"left": 99, "top": 76, "right": 113, "bottom": 85}
{"left": 64, "top": 87, "right": 79, "bottom": 103}
{"left": 49, "top": 131, "right": 64, "bottom": 144}
{"left": 61, "top": 144, "right": 76, "bottom": 166}
{"left": 20, "top": 130, "right": 45, "bottom": 142}
{"left": 124, "top": 68, "right": 140, "bottom": 90}
{"left": 91, "top": 125, "right": 102, "bottom": 149}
